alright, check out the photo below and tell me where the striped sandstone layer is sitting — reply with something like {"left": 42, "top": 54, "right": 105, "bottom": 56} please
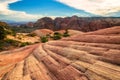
{"left": 0, "top": 26, "right": 120, "bottom": 80}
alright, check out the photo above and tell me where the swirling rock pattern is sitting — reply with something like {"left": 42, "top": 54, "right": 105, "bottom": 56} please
{"left": 0, "top": 26, "right": 120, "bottom": 80}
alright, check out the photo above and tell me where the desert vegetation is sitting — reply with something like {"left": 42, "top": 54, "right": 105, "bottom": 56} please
{"left": 26, "top": 33, "right": 37, "bottom": 37}
{"left": 0, "top": 21, "right": 71, "bottom": 51}
{"left": 40, "top": 29, "right": 70, "bottom": 43}
{"left": 0, "top": 22, "right": 13, "bottom": 40}
{"left": 0, "top": 22, "right": 38, "bottom": 51}
{"left": 40, "top": 36, "right": 48, "bottom": 43}
{"left": 52, "top": 32, "right": 62, "bottom": 40}
{"left": 10, "top": 26, "right": 39, "bottom": 33}
{"left": 0, "top": 22, "right": 71, "bottom": 51}
{"left": 63, "top": 29, "right": 70, "bottom": 37}
{"left": 20, "top": 42, "right": 32, "bottom": 47}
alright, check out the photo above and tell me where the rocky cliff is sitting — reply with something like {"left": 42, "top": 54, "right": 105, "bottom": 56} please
{"left": 0, "top": 26, "right": 120, "bottom": 80}
{"left": 34, "top": 16, "right": 120, "bottom": 31}
{"left": 34, "top": 17, "right": 54, "bottom": 30}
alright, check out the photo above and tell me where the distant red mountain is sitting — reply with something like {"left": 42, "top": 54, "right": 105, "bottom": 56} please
{"left": 34, "top": 16, "right": 120, "bottom": 32}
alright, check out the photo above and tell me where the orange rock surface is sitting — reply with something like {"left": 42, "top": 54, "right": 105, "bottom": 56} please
{"left": 0, "top": 26, "right": 120, "bottom": 80}
{"left": 32, "top": 29, "right": 54, "bottom": 37}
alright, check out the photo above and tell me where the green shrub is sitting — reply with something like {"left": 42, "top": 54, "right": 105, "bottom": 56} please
{"left": 0, "top": 23, "right": 14, "bottom": 40}
{"left": 0, "top": 39, "right": 21, "bottom": 51}
{"left": 0, "top": 26, "right": 7, "bottom": 40}
{"left": 40, "top": 36, "right": 48, "bottom": 43}
{"left": 63, "top": 29, "right": 70, "bottom": 37}
{"left": 0, "top": 40, "right": 4, "bottom": 50}
{"left": 0, "top": 22, "right": 11, "bottom": 40}
{"left": 11, "top": 30, "right": 16, "bottom": 36}
{"left": 54, "top": 32, "right": 60, "bottom": 35}
{"left": 53, "top": 32, "right": 62, "bottom": 40}
{"left": 27, "top": 33, "right": 36, "bottom": 37}
{"left": 63, "top": 33, "right": 70, "bottom": 37}
{"left": 5, "top": 39, "right": 21, "bottom": 47}
{"left": 20, "top": 42, "right": 32, "bottom": 47}
{"left": 53, "top": 35, "right": 61, "bottom": 40}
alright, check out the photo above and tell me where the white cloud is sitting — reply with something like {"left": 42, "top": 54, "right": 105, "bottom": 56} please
{"left": 56, "top": 0, "right": 120, "bottom": 16}
{"left": 0, "top": 0, "right": 42, "bottom": 21}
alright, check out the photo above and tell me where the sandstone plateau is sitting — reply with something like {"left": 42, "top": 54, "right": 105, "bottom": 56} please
{"left": 32, "top": 29, "right": 54, "bottom": 37}
{"left": 0, "top": 26, "right": 120, "bottom": 80}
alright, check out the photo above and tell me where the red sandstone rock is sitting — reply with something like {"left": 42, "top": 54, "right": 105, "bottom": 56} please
{"left": 0, "top": 27, "right": 120, "bottom": 80}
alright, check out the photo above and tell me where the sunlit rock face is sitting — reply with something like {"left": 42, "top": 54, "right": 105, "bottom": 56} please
{"left": 0, "top": 26, "right": 120, "bottom": 80}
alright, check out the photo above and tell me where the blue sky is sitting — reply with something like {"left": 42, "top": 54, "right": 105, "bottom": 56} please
{"left": 9, "top": 0, "right": 93, "bottom": 16}
{"left": 0, "top": 0, "right": 120, "bottom": 21}
{"left": 10, "top": 0, "right": 93, "bottom": 16}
